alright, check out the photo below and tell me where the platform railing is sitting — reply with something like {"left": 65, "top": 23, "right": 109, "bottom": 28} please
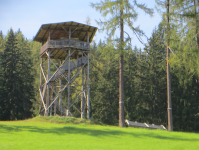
{"left": 40, "top": 39, "right": 90, "bottom": 55}
{"left": 41, "top": 41, "right": 49, "bottom": 55}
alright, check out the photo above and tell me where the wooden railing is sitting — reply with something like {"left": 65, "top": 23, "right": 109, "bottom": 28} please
{"left": 40, "top": 39, "right": 90, "bottom": 55}
{"left": 41, "top": 41, "right": 49, "bottom": 55}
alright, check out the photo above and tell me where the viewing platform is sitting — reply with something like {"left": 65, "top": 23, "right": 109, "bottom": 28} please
{"left": 40, "top": 39, "right": 90, "bottom": 56}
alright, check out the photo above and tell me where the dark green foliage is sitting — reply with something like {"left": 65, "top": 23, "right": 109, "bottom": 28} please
{"left": 89, "top": 24, "right": 167, "bottom": 126}
{"left": 141, "top": 24, "right": 167, "bottom": 125}
{"left": 0, "top": 29, "right": 35, "bottom": 120}
{"left": 124, "top": 24, "right": 167, "bottom": 126}
{"left": 171, "top": 62, "right": 199, "bottom": 131}
{"left": 89, "top": 22, "right": 199, "bottom": 132}
{"left": 29, "top": 41, "right": 41, "bottom": 115}
{"left": 15, "top": 30, "right": 36, "bottom": 119}
{"left": 89, "top": 0, "right": 199, "bottom": 131}
{"left": 90, "top": 42, "right": 119, "bottom": 125}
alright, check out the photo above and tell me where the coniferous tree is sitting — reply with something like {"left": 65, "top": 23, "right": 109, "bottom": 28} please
{"left": 156, "top": 0, "right": 174, "bottom": 131}
{"left": 29, "top": 40, "right": 41, "bottom": 115}
{"left": 90, "top": 41, "right": 119, "bottom": 125}
{"left": 143, "top": 24, "right": 167, "bottom": 125}
{"left": 167, "top": 0, "right": 199, "bottom": 74}
{"left": 91, "top": 0, "right": 153, "bottom": 127}
{"left": 124, "top": 46, "right": 141, "bottom": 121}
{"left": 16, "top": 30, "right": 35, "bottom": 119}
{"left": 0, "top": 29, "right": 20, "bottom": 120}
{"left": 171, "top": 67, "right": 199, "bottom": 131}
{"left": 0, "top": 29, "right": 34, "bottom": 120}
{"left": 0, "top": 30, "right": 4, "bottom": 53}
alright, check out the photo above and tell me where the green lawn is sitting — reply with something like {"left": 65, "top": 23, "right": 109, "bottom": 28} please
{"left": 0, "top": 116, "right": 198, "bottom": 150}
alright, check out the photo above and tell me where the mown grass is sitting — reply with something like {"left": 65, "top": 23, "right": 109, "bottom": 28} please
{"left": 0, "top": 116, "right": 198, "bottom": 150}
{"left": 31, "top": 116, "right": 104, "bottom": 125}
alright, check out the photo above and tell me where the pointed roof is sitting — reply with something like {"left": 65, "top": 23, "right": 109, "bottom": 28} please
{"left": 33, "top": 21, "right": 98, "bottom": 43}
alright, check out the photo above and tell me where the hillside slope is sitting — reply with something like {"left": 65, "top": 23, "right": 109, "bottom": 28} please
{"left": 0, "top": 116, "right": 198, "bottom": 150}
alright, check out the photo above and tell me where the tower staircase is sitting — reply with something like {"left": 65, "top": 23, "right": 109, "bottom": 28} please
{"left": 48, "top": 56, "right": 88, "bottom": 83}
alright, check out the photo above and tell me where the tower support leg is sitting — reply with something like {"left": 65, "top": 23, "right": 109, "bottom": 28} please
{"left": 45, "top": 50, "right": 50, "bottom": 116}
{"left": 54, "top": 86, "right": 56, "bottom": 116}
{"left": 81, "top": 66, "right": 84, "bottom": 119}
{"left": 87, "top": 53, "right": 90, "bottom": 119}
{"left": 67, "top": 49, "right": 71, "bottom": 116}
{"left": 59, "top": 60, "right": 62, "bottom": 116}
{"left": 39, "top": 58, "right": 43, "bottom": 115}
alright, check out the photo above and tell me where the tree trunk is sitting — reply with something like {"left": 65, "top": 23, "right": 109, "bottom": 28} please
{"left": 194, "top": 0, "right": 199, "bottom": 48}
{"left": 166, "top": 0, "right": 173, "bottom": 131}
{"left": 119, "top": 1, "right": 125, "bottom": 127}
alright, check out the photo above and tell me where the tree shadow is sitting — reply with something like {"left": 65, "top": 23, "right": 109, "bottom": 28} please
{"left": 0, "top": 124, "right": 198, "bottom": 142}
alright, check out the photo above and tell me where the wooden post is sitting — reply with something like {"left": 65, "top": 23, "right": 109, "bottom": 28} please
{"left": 39, "top": 58, "right": 43, "bottom": 115}
{"left": 49, "top": 31, "right": 51, "bottom": 41}
{"left": 68, "top": 28, "right": 71, "bottom": 115}
{"left": 166, "top": 0, "right": 173, "bottom": 131}
{"left": 68, "top": 27, "right": 71, "bottom": 116}
{"left": 81, "top": 62, "right": 84, "bottom": 119}
{"left": 45, "top": 50, "right": 50, "bottom": 116}
{"left": 59, "top": 60, "right": 62, "bottom": 116}
{"left": 50, "top": 91, "right": 53, "bottom": 116}
{"left": 87, "top": 32, "right": 89, "bottom": 43}
{"left": 69, "top": 27, "right": 71, "bottom": 39}
{"left": 54, "top": 86, "right": 56, "bottom": 116}
{"left": 67, "top": 49, "right": 71, "bottom": 116}
{"left": 86, "top": 33, "right": 90, "bottom": 119}
{"left": 87, "top": 53, "right": 90, "bottom": 119}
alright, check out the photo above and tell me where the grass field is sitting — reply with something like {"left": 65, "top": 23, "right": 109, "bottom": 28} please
{"left": 0, "top": 116, "right": 198, "bottom": 150}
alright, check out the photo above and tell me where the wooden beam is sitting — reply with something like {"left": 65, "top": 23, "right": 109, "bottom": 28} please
{"left": 50, "top": 24, "right": 59, "bottom": 38}
{"left": 42, "top": 28, "right": 95, "bottom": 33}
{"left": 67, "top": 49, "right": 71, "bottom": 116}
{"left": 39, "top": 58, "right": 43, "bottom": 115}
{"left": 73, "top": 105, "right": 81, "bottom": 114}
{"left": 52, "top": 50, "right": 61, "bottom": 59}
{"left": 62, "top": 25, "right": 86, "bottom": 28}
{"left": 40, "top": 89, "right": 47, "bottom": 110}
{"left": 56, "top": 22, "right": 66, "bottom": 40}
{"left": 45, "top": 50, "right": 51, "bottom": 116}
{"left": 62, "top": 27, "right": 69, "bottom": 33}
{"left": 69, "top": 27, "right": 71, "bottom": 39}
{"left": 42, "top": 83, "right": 47, "bottom": 103}
{"left": 40, "top": 64, "right": 47, "bottom": 82}
{"left": 42, "top": 24, "right": 51, "bottom": 41}
{"left": 87, "top": 53, "right": 90, "bottom": 119}
{"left": 49, "top": 84, "right": 58, "bottom": 97}
{"left": 51, "top": 49, "right": 58, "bottom": 56}
{"left": 49, "top": 86, "right": 54, "bottom": 105}
{"left": 83, "top": 26, "right": 91, "bottom": 41}
{"left": 57, "top": 51, "right": 65, "bottom": 59}
{"left": 59, "top": 60, "right": 62, "bottom": 116}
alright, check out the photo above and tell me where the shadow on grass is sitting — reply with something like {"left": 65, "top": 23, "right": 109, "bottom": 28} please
{"left": 0, "top": 124, "right": 198, "bottom": 142}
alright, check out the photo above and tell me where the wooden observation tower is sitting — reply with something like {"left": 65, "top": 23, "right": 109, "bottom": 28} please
{"left": 34, "top": 21, "right": 97, "bottom": 118}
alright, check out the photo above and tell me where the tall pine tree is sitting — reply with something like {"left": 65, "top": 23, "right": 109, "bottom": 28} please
{"left": 91, "top": 0, "right": 153, "bottom": 127}
{"left": 0, "top": 29, "right": 35, "bottom": 120}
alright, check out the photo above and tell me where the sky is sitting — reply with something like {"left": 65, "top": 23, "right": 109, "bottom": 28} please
{"left": 0, "top": 0, "right": 162, "bottom": 49}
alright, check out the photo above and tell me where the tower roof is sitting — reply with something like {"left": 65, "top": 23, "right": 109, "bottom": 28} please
{"left": 33, "top": 21, "right": 98, "bottom": 43}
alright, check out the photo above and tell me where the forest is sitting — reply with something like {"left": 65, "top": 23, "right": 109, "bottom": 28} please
{"left": 0, "top": 0, "right": 199, "bottom": 132}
